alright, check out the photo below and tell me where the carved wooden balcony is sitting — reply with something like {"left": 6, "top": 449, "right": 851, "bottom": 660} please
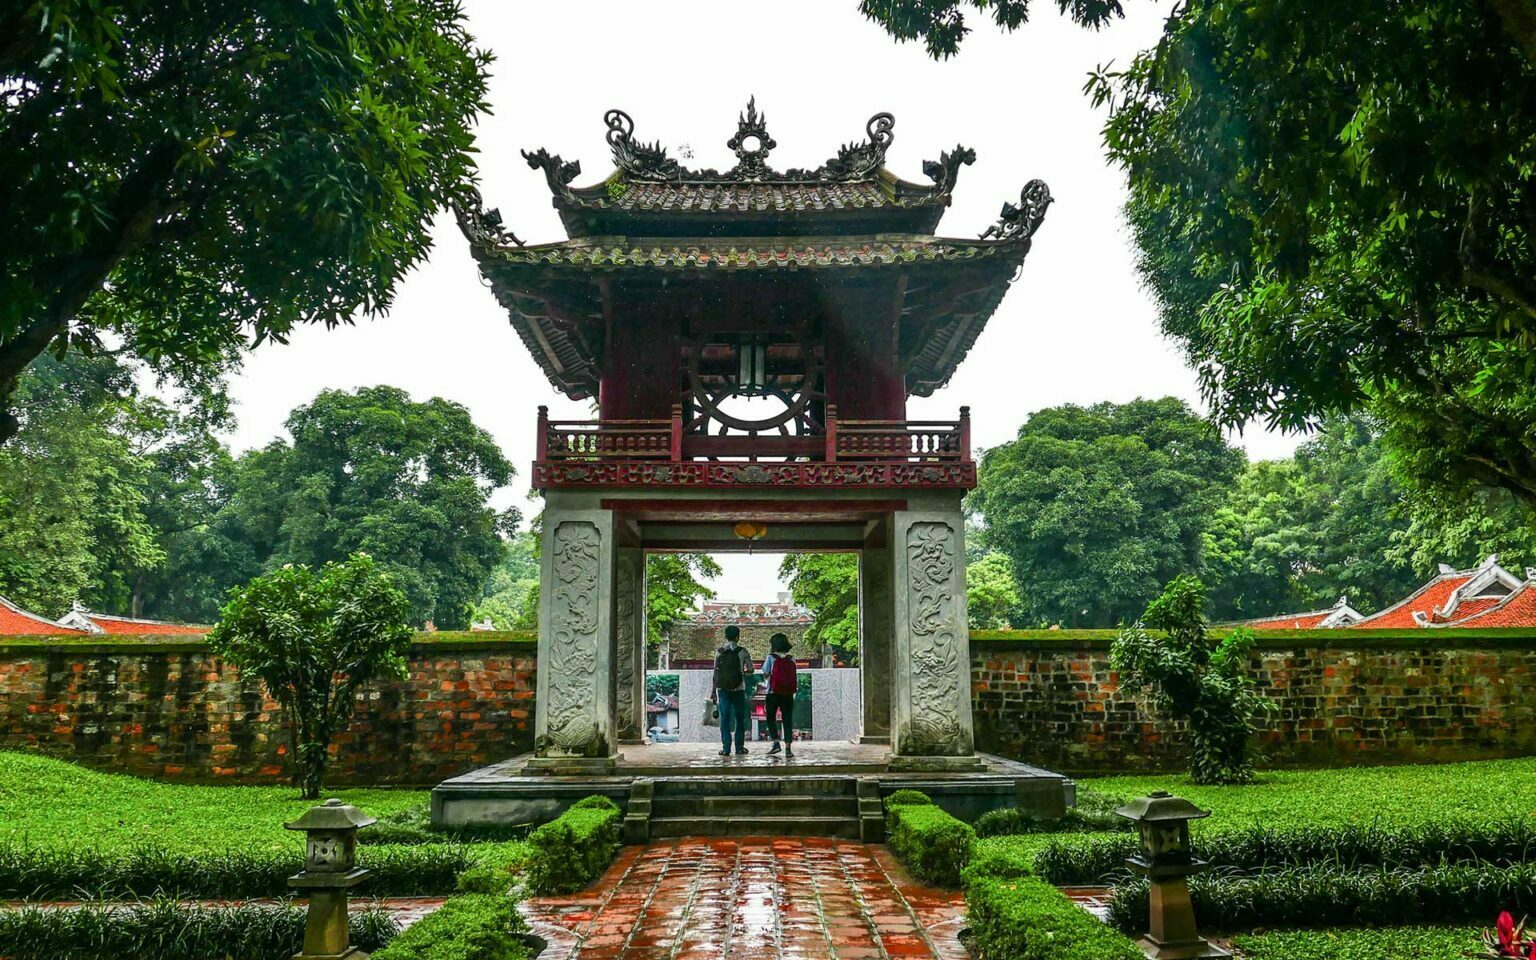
{"left": 532, "top": 405, "right": 976, "bottom": 490}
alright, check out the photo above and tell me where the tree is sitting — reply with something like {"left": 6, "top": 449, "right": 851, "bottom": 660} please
{"left": 966, "top": 551, "right": 1022, "bottom": 629}
{"left": 471, "top": 529, "right": 541, "bottom": 630}
{"left": 0, "top": 1, "right": 490, "bottom": 444}
{"left": 216, "top": 387, "right": 518, "bottom": 628}
{"left": 779, "top": 553, "right": 861, "bottom": 663}
{"left": 972, "top": 398, "right": 1244, "bottom": 627}
{"left": 1110, "top": 575, "right": 1274, "bottom": 784}
{"left": 209, "top": 553, "right": 412, "bottom": 798}
{"left": 858, "top": 0, "right": 1125, "bottom": 58}
{"left": 646, "top": 554, "right": 722, "bottom": 650}
{"left": 1202, "top": 417, "right": 1423, "bottom": 620}
{"left": 1088, "top": 1, "right": 1536, "bottom": 509}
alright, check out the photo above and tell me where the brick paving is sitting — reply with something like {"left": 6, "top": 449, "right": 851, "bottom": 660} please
{"left": 520, "top": 838, "right": 969, "bottom": 960}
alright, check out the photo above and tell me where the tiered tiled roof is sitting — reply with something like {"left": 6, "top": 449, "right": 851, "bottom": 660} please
{"left": 1440, "top": 582, "right": 1536, "bottom": 627}
{"left": 0, "top": 597, "right": 84, "bottom": 635}
{"left": 1244, "top": 596, "right": 1362, "bottom": 630}
{"left": 688, "top": 597, "right": 814, "bottom": 626}
{"left": 459, "top": 100, "right": 1051, "bottom": 402}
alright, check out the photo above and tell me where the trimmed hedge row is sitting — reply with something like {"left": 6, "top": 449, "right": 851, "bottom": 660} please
{"left": 885, "top": 796, "right": 976, "bottom": 888}
{"left": 373, "top": 894, "right": 529, "bottom": 960}
{"left": 0, "top": 897, "right": 398, "bottom": 960}
{"left": 0, "top": 841, "right": 473, "bottom": 901}
{"left": 967, "top": 876, "right": 1146, "bottom": 960}
{"left": 1107, "top": 861, "right": 1536, "bottom": 933}
{"left": 1036, "top": 819, "right": 1536, "bottom": 885}
{"left": 522, "top": 796, "right": 623, "bottom": 896}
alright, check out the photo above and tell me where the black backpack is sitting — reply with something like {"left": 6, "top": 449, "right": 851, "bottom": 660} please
{"left": 714, "top": 648, "right": 743, "bottom": 689}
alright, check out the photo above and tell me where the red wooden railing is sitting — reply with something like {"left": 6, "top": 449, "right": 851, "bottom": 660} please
{"left": 537, "top": 404, "right": 971, "bottom": 463}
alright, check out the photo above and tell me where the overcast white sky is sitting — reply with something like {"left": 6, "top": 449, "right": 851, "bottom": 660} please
{"left": 223, "top": 1, "right": 1304, "bottom": 602}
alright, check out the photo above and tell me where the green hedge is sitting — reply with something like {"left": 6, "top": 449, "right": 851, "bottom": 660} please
{"left": 886, "top": 802, "right": 976, "bottom": 888}
{"left": 1107, "top": 861, "right": 1536, "bottom": 933}
{"left": 966, "top": 876, "right": 1146, "bottom": 960}
{"left": 0, "top": 841, "right": 472, "bottom": 900}
{"left": 372, "top": 894, "right": 528, "bottom": 960}
{"left": 456, "top": 842, "right": 533, "bottom": 895}
{"left": 884, "top": 789, "right": 934, "bottom": 808}
{"left": 521, "top": 796, "right": 622, "bottom": 896}
{"left": 1230, "top": 926, "right": 1480, "bottom": 960}
{"left": 0, "top": 898, "right": 398, "bottom": 960}
{"left": 1035, "top": 819, "right": 1536, "bottom": 885}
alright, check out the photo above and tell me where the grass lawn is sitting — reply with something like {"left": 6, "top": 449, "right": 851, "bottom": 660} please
{"left": 1086, "top": 759, "right": 1536, "bottom": 832}
{"left": 0, "top": 751, "right": 430, "bottom": 856}
{"left": 1231, "top": 926, "right": 1481, "bottom": 959}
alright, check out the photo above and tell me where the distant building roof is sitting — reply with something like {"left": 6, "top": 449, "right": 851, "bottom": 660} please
{"left": 686, "top": 593, "right": 814, "bottom": 626}
{"left": 0, "top": 596, "right": 85, "bottom": 635}
{"left": 1245, "top": 556, "right": 1536, "bottom": 630}
{"left": 53, "top": 602, "right": 210, "bottom": 636}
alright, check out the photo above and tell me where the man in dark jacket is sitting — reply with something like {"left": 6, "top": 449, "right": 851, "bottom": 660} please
{"left": 713, "top": 625, "right": 753, "bottom": 756}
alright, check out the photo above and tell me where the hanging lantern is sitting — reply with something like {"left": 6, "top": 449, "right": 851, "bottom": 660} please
{"left": 733, "top": 520, "right": 768, "bottom": 541}
{"left": 737, "top": 339, "right": 768, "bottom": 396}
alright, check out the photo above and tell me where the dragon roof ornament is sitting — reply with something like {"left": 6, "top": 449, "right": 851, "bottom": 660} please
{"left": 523, "top": 99, "right": 968, "bottom": 191}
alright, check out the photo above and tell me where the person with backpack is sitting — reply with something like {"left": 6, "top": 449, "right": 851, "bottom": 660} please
{"left": 761, "top": 632, "right": 797, "bottom": 758}
{"left": 712, "top": 624, "right": 753, "bottom": 757}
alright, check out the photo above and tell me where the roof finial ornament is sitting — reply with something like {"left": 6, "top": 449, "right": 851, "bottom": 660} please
{"left": 726, "top": 96, "right": 776, "bottom": 180}
{"left": 980, "top": 179, "right": 1054, "bottom": 242}
{"left": 453, "top": 186, "right": 522, "bottom": 248}
{"left": 605, "top": 108, "right": 682, "bottom": 181}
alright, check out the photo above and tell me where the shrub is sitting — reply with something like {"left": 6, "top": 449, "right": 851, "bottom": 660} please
{"left": 884, "top": 789, "right": 934, "bottom": 808}
{"left": 1110, "top": 575, "right": 1275, "bottom": 784}
{"left": 1107, "top": 862, "right": 1536, "bottom": 933}
{"left": 975, "top": 808, "right": 1043, "bottom": 838}
{"left": 1035, "top": 819, "right": 1536, "bottom": 885}
{"left": 0, "top": 841, "right": 471, "bottom": 900}
{"left": 570, "top": 795, "right": 621, "bottom": 812}
{"left": 0, "top": 897, "right": 398, "bottom": 960}
{"left": 967, "top": 876, "right": 1146, "bottom": 960}
{"left": 1230, "top": 925, "right": 1481, "bottom": 960}
{"left": 887, "top": 804, "right": 976, "bottom": 887}
{"left": 372, "top": 894, "right": 527, "bottom": 960}
{"left": 521, "top": 799, "right": 622, "bottom": 896}
{"left": 456, "top": 841, "right": 533, "bottom": 895}
{"left": 962, "top": 837, "right": 1038, "bottom": 885}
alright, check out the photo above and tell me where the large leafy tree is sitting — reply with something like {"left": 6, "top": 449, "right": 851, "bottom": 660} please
{"left": 1203, "top": 417, "right": 1423, "bottom": 620}
{"left": 972, "top": 398, "right": 1244, "bottom": 627}
{"left": 779, "top": 553, "right": 861, "bottom": 663}
{"left": 646, "top": 554, "right": 722, "bottom": 651}
{"left": 0, "top": 1, "right": 489, "bottom": 444}
{"left": 471, "top": 528, "right": 541, "bottom": 630}
{"left": 217, "top": 386, "right": 517, "bottom": 629}
{"left": 858, "top": 0, "right": 1125, "bottom": 58}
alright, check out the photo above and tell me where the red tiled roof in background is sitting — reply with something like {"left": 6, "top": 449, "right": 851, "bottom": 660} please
{"left": 0, "top": 597, "right": 86, "bottom": 635}
{"left": 1247, "top": 611, "right": 1335, "bottom": 630}
{"left": 84, "top": 614, "right": 208, "bottom": 636}
{"left": 1347, "top": 572, "right": 1476, "bottom": 628}
{"left": 1439, "top": 582, "right": 1536, "bottom": 627}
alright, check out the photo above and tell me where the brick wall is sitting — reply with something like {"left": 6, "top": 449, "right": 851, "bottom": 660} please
{"left": 972, "top": 633, "right": 1536, "bottom": 773}
{"left": 666, "top": 622, "right": 814, "bottom": 664}
{"left": 0, "top": 635, "right": 536, "bottom": 785}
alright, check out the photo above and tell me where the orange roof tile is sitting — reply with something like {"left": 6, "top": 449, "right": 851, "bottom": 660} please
{"left": 0, "top": 597, "right": 86, "bottom": 636}
{"left": 85, "top": 614, "right": 208, "bottom": 636}
{"left": 1247, "top": 612, "right": 1334, "bottom": 630}
{"left": 1347, "top": 573, "right": 1475, "bottom": 628}
{"left": 1439, "top": 583, "right": 1536, "bottom": 627}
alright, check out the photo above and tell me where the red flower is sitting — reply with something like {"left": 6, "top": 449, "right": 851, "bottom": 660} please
{"left": 1501, "top": 913, "right": 1519, "bottom": 955}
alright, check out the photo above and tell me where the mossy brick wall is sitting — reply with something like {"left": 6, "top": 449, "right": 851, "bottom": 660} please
{"left": 971, "top": 630, "right": 1536, "bottom": 773}
{"left": 0, "top": 634, "right": 535, "bottom": 785}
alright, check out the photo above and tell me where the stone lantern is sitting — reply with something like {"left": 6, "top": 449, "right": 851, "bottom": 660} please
{"left": 285, "top": 798, "right": 375, "bottom": 960}
{"left": 1115, "top": 791, "right": 1230, "bottom": 960}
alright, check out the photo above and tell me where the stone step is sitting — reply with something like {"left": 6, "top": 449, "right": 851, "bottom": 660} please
{"left": 650, "top": 775, "right": 859, "bottom": 797}
{"left": 648, "top": 815, "right": 862, "bottom": 840}
{"left": 651, "top": 794, "right": 861, "bottom": 820}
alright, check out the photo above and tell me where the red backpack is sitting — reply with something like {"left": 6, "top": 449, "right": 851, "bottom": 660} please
{"left": 768, "top": 654, "right": 797, "bottom": 695}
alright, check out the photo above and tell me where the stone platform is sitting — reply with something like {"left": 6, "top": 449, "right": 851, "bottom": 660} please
{"left": 431, "top": 742, "right": 1073, "bottom": 841}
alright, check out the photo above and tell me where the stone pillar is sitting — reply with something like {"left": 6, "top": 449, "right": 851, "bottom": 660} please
{"left": 857, "top": 527, "right": 894, "bottom": 744}
{"left": 889, "top": 506, "right": 981, "bottom": 770}
{"left": 529, "top": 508, "right": 618, "bottom": 773}
{"left": 614, "top": 546, "right": 647, "bottom": 743}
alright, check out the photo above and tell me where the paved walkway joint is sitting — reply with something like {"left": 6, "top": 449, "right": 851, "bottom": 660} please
{"left": 521, "top": 838, "right": 968, "bottom": 960}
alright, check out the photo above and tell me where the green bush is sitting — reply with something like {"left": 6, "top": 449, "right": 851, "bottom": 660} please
{"left": 0, "top": 897, "right": 398, "bottom": 960}
{"left": 962, "top": 837, "right": 1039, "bottom": 885}
{"left": 0, "top": 841, "right": 471, "bottom": 900}
{"left": 975, "top": 808, "right": 1043, "bottom": 838}
{"left": 1107, "top": 862, "right": 1536, "bottom": 933}
{"left": 372, "top": 894, "right": 528, "bottom": 960}
{"left": 1035, "top": 819, "right": 1536, "bottom": 885}
{"left": 967, "top": 876, "right": 1145, "bottom": 960}
{"left": 884, "top": 789, "right": 934, "bottom": 808}
{"left": 887, "top": 804, "right": 976, "bottom": 887}
{"left": 456, "top": 841, "right": 533, "bottom": 895}
{"left": 1230, "top": 926, "right": 1480, "bottom": 960}
{"left": 521, "top": 799, "right": 622, "bottom": 896}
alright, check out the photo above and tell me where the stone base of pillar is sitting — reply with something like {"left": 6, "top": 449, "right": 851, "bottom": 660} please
{"left": 854, "top": 734, "right": 891, "bottom": 745}
{"left": 1134, "top": 936, "right": 1232, "bottom": 960}
{"left": 522, "top": 755, "right": 620, "bottom": 776}
{"left": 293, "top": 951, "right": 367, "bottom": 960}
{"left": 886, "top": 754, "right": 986, "bottom": 773}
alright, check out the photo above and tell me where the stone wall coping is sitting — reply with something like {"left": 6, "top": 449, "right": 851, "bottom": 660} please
{"left": 969, "top": 626, "right": 1536, "bottom": 650}
{"left": 0, "top": 629, "right": 539, "bottom": 656}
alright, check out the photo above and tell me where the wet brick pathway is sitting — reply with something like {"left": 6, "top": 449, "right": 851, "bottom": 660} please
{"left": 521, "top": 838, "right": 969, "bottom": 960}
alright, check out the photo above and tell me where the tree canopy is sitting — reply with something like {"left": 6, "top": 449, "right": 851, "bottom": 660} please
{"left": 972, "top": 397, "right": 1243, "bottom": 626}
{"left": 213, "top": 386, "right": 517, "bottom": 629}
{"left": 858, "top": 0, "right": 1125, "bottom": 58}
{"left": 0, "top": 0, "right": 490, "bottom": 444}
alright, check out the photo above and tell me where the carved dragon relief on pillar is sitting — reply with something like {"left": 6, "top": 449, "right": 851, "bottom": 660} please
{"left": 902, "top": 521, "right": 968, "bottom": 755}
{"left": 615, "top": 556, "right": 638, "bottom": 740}
{"left": 544, "top": 521, "right": 605, "bottom": 755}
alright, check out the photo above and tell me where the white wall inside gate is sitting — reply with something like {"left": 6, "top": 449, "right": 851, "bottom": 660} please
{"left": 663, "top": 668, "right": 861, "bottom": 743}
